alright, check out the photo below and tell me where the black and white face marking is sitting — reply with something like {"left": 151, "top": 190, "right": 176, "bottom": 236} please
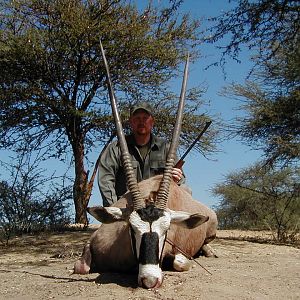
{"left": 129, "top": 205, "right": 171, "bottom": 289}
{"left": 87, "top": 204, "right": 210, "bottom": 289}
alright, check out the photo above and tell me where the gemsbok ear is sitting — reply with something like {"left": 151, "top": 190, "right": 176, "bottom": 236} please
{"left": 169, "top": 210, "right": 209, "bottom": 229}
{"left": 87, "top": 206, "right": 131, "bottom": 223}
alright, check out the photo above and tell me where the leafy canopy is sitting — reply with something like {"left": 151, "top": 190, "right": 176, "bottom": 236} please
{"left": 0, "top": 0, "right": 215, "bottom": 158}
{"left": 209, "top": 0, "right": 300, "bottom": 166}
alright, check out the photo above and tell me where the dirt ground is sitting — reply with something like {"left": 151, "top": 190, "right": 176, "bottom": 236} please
{"left": 0, "top": 229, "right": 299, "bottom": 300}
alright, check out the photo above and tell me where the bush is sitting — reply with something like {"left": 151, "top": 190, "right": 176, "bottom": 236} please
{"left": 0, "top": 180, "right": 72, "bottom": 245}
{"left": 0, "top": 151, "right": 73, "bottom": 245}
{"left": 213, "top": 164, "right": 300, "bottom": 244}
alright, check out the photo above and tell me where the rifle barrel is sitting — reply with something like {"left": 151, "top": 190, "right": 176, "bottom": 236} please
{"left": 180, "top": 120, "right": 212, "bottom": 162}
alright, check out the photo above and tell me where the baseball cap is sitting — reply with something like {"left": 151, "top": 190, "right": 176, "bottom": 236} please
{"left": 130, "top": 102, "right": 153, "bottom": 116}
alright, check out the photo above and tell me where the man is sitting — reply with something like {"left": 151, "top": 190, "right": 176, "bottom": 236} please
{"left": 98, "top": 102, "right": 184, "bottom": 207}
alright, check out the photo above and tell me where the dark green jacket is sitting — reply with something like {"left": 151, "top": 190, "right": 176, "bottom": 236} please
{"left": 98, "top": 134, "right": 183, "bottom": 206}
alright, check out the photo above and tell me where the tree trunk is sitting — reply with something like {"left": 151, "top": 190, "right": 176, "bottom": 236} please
{"left": 71, "top": 131, "right": 115, "bottom": 224}
{"left": 73, "top": 141, "right": 89, "bottom": 225}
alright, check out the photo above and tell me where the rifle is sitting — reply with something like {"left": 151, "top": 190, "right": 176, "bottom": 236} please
{"left": 174, "top": 120, "right": 212, "bottom": 169}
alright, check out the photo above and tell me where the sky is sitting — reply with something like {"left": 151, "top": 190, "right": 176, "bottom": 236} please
{"left": 0, "top": 0, "right": 263, "bottom": 215}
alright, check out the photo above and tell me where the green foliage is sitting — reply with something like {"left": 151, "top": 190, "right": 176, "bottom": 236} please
{"left": 223, "top": 44, "right": 300, "bottom": 166}
{"left": 213, "top": 164, "right": 300, "bottom": 243}
{"left": 223, "top": 86, "right": 299, "bottom": 165}
{"left": 211, "top": 1, "right": 300, "bottom": 166}
{"left": 0, "top": 0, "right": 211, "bottom": 154}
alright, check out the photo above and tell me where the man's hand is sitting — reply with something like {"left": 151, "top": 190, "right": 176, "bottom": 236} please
{"left": 171, "top": 167, "right": 183, "bottom": 183}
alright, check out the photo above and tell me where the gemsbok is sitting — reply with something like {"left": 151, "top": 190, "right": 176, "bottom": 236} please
{"left": 73, "top": 42, "right": 218, "bottom": 289}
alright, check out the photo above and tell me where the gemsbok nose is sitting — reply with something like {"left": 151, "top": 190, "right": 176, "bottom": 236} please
{"left": 139, "top": 274, "right": 163, "bottom": 289}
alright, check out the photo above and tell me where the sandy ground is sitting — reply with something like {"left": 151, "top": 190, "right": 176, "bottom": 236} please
{"left": 0, "top": 229, "right": 299, "bottom": 300}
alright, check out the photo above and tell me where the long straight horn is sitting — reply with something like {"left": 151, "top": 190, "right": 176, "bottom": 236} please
{"left": 156, "top": 54, "right": 189, "bottom": 209}
{"left": 99, "top": 40, "right": 144, "bottom": 210}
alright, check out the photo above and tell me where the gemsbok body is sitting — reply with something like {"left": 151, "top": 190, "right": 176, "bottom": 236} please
{"left": 73, "top": 42, "right": 217, "bottom": 289}
{"left": 74, "top": 175, "right": 217, "bottom": 288}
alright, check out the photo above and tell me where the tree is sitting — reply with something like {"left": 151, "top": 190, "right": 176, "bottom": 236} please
{"left": 0, "top": 0, "right": 217, "bottom": 224}
{"left": 223, "top": 79, "right": 300, "bottom": 165}
{"left": 221, "top": 34, "right": 299, "bottom": 165}
{"left": 207, "top": 0, "right": 300, "bottom": 166}
{"left": 213, "top": 163, "right": 300, "bottom": 243}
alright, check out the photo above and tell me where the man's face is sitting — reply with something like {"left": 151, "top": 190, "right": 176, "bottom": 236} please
{"left": 129, "top": 110, "right": 154, "bottom": 136}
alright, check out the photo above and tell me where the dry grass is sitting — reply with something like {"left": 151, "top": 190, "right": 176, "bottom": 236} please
{"left": 217, "top": 229, "right": 300, "bottom": 248}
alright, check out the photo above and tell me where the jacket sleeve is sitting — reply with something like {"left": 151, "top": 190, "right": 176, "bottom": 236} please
{"left": 97, "top": 142, "right": 120, "bottom": 206}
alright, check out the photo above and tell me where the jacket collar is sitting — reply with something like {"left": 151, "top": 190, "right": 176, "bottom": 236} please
{"left": 126, "top": 134, "right": 164, "bottom": 151}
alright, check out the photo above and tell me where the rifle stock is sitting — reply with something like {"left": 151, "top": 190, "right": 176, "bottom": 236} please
{"left": 174, "top": 159, "right": 185, "bottom": 169}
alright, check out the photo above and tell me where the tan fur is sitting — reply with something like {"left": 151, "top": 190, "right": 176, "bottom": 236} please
{"left": 74, "top": 175, "right": 217, "bottom": 274}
